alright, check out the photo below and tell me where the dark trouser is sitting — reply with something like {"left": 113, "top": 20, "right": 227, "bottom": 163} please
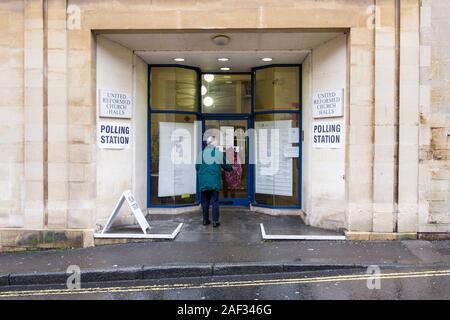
{"left": 201, "top": 190, "right": 220, "bottom": 223}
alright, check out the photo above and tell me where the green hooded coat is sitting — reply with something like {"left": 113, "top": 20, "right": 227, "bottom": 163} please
{"left": 196, "top": 145, "right": 232, "bottom": 192}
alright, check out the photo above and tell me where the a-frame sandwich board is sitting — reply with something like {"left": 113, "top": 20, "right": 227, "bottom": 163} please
{"left": 94, "top": 190, "right": 183, "bottom": 239}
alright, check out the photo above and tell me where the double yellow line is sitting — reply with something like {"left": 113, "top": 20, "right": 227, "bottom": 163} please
{"left": 0, "top": 269, "right": 449, "bottom": 298}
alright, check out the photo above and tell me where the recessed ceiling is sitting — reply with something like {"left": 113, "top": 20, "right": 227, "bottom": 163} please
{"left": 101, "top": 31, "right": 344, "bottom": 72}
{"left": 102, "top": 31, "right": 344, "bottom": 51}
{"left": 135, "top": 50, "right": 309, "bottom": 72}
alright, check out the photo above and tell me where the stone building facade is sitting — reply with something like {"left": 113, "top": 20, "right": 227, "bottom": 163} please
{"left": 0, "top": 0, "right": 449, "bottom": 250}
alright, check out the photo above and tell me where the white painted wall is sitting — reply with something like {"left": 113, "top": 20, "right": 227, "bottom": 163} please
{"left": 132, "top": 55, "right": 148, "bottom": 211}
{"left": 302, "top": 34, "right": 347, "bottom": 230}
{"left": 301, "top": 53, "right": 312, "bottom": 215}
{"left": 96, "top": 36, "right": 148, "bottom": 228}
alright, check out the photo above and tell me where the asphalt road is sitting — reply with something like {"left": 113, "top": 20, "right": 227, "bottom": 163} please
{"left": 0, "top": 266, "right": 449, "bottom": 300}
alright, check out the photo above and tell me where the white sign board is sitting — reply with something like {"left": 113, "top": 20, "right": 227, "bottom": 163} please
{"left": 158, "top": 122, "right": 197, "bottom": 197}
{"left": 95, "top": 190, "right": 184, "bottom": 240}
{"left": 100, "top": 190, "right": 150, "bottom": 235}
{"left": 313, "top": 89, "right": 344, "bottom": 118}
{"left": 312, "top": 119, "right": 344, "bottom": 149}
{"left": 97, "top": 122, "right": 131, "bottom": 149}
{"left": 99, "top": 89, "right": 132, "bottom": 119}
{"left": 255, "top": 120, "right": 293, "bottom": 197}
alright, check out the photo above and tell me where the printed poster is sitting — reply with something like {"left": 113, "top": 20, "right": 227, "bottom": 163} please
{"left": 158, "top": 122, "right": 197, "bottom": 197}
{"left": 255, "top": 120, "right": 293, "bottom": 197}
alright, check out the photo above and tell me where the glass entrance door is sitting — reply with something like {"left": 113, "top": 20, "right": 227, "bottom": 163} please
{"left": 203, "top": 118, "right": 249, "bottom": 205}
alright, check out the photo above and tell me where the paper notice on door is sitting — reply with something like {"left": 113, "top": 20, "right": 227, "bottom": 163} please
{"left": 288, "top": 128, "right": 300, "bottom": 143}
{"left": 284, "top": 146, "right": 299, "bottom": 158}
{"left": 220, "top": 126, "right": 234, "bottom": 148}
{"left": 158, "top": 122, "right": 197, "bottom": 197}
{"left": 255, "top": 120, "right": 293, "bottom": 197}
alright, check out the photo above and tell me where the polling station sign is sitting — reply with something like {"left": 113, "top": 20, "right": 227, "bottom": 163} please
{"left": 312, "top": 119, "right": 344, "bottom": 149}
{"left": 97, "top": 122, "right": 131, "bottom": 149}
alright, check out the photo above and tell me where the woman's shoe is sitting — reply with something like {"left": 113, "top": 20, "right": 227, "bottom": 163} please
{"left": 203, "top": 220, "right": 211, "bottom": 225}
{"left": 213, "top": 221, "right": 220, "bottom": 228}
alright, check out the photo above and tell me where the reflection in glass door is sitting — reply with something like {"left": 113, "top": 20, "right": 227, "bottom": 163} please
{"left": 203, "top": 119, "right": 249, "bottom": 205}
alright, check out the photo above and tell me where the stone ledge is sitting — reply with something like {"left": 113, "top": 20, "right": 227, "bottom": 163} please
{"left": 249, "top": 205, "right": 305, "bottom": 218}
{"left": 0, "top": 229, "right": 94, "bottom": 252}
{"left": 418, "top": 233, "right": 450, "bottom": 241}
{"left": 345, "top": 231, "right": 417, "bottom": 241}
{"left": 94, "top": 237, "right": 152, "bottom": 246}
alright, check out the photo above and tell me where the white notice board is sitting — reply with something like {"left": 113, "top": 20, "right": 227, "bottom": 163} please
{"left": 255, "top": 120, "right": 293, "bottom": 197}
{"left": 158, "top": 122, "right": 197, "bottom": 197}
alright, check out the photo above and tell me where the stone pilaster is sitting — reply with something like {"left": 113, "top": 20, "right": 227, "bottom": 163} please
{"left": 67, "top": 8, "right": 96, "bottom": 229}
{"left": 346, "top": 25, "right": 375, "bottom": 231}
{"left": 23, "top": 0, "right": 45, "bottom": 229}
{"left": 46, "top": 0, "right": 68, "bottom": 229}
{"left": 398, "top": 0, "right": 420, "bottom": 232}
{"left": 0, "top": 0, "right": 25, "bottom": 228}
{"left": 372, "top": 0, "right": 397, "bottom": 232}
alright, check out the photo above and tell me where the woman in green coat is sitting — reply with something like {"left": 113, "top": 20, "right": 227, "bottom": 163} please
{"left": 196, "top": 136, "right": 232, "bottom": 227}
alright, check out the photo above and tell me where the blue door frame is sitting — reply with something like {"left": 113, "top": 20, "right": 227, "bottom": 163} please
{"left": 147, "top": 65, "right": 302, "bottom": 209}
{"left": 250, "top": 64, "right": 303, "bottom": 209}
{"left": 202, "top": 115, "right": 252, "bottom": 206}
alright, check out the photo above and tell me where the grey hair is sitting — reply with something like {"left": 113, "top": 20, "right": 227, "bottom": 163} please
{"left": 206, "top": 136, "right": 215, "bottom": 145}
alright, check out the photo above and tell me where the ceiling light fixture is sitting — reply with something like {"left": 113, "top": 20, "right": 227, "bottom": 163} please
{"left": 261, "top": 57, "right": 273, "bottom": 62}
{"left": 217, "top": 57, "right": 230, "bottom": 62}
{"left": 212, "top": 35, "right": 231, "bottom": 46}
{"left": 203, "top": 74, "right": 215, "bottom": 82}
{"left": 203, "top": 96, "right": 214, "bottom": 107}
{"left": 220, "top": 67, "right": 230, "bottom": 71}
{"left": 173, "top": 58, "right": 185, "bottom": 62}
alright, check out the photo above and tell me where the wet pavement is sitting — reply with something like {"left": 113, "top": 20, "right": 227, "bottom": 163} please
{"left": 0, "top": 207, "right": 449, "bottom": 281}
{"left": 1, "top": 266, "right": 449, "bottom": 300}
{"left": 110, "top": 208, "right": 344, "bottom": 242}
{"left": 0, "top": 239, "right": 434, "bottom": 275}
